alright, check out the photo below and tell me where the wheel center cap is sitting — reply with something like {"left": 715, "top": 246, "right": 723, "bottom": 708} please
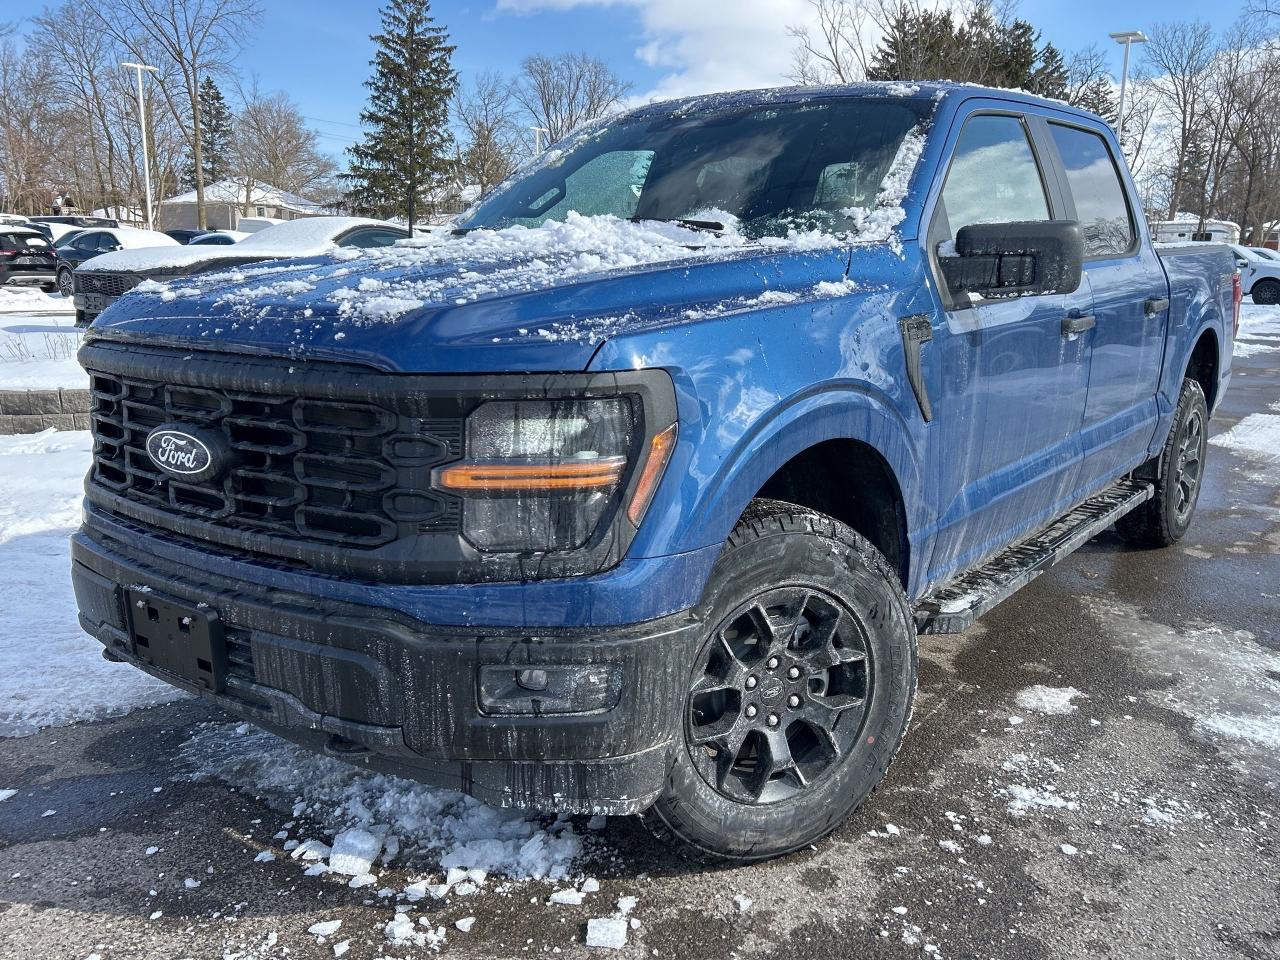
{"left": 757, "top": 676, "right": 785, "bottom": 702}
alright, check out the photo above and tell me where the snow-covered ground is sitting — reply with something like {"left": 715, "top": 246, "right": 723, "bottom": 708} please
{"left": 1235, "top": 301, "right": 1280, "bottom": 357}
{"left": 0, "top": 430, "right": 182, "bottom": 735}
{"left": 0, "top": 287, "right": 72, "bottom": 316}
{"left": 0, "top": 306, "right": 86, "bottom": 391}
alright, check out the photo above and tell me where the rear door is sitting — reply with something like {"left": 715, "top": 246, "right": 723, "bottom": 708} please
{"left": 922, "top": 108, "right": 1094, "bottom": 582}
{"left": 1042, "top": 120, "right": 1168, "bottom": 488}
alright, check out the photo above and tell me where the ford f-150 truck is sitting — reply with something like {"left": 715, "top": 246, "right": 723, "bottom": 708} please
{"left": 71, "top": 83, "right": 1237, "bottom": 863}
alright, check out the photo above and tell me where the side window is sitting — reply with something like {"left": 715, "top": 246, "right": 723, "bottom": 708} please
{"left": 73, "top": 232, "right": 101, "bottom": 253}
{"left": 939, "top": 115, "right": 1050, "bottom": 240}
{"left": 1048, "top": 123, "right": 1135, "bottom": 257}
{"left": 339, "top": 228, "right": 407, "bottom": 249}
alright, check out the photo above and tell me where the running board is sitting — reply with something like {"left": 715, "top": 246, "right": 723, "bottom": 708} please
{"left": 913, "top": 478, "right": 1154, "bottom": 635}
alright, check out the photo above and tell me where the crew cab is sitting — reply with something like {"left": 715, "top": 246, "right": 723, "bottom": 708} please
{"left": 71, "top": 83, "right": 1235, "bottom": 863}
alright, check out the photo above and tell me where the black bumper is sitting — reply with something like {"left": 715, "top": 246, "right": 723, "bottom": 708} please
{"left": 71, "top": 528, "right": 699, "bottom": 815}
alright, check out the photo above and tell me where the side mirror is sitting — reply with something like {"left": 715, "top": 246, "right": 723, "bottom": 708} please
{"left": 1236, "top": 258, "right": 1249, "bottom": 269}
{"left": 939, "top": 220, "right": 1084, "bottom": 300}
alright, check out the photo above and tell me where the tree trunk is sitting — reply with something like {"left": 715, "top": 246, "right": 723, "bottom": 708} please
{"left": 190, "top": 69, "right": 206, "bottom": 230}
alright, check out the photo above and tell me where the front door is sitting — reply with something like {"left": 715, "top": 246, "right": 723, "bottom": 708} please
{"left": 924, "top": 110, "right": 1093, "bottom": 585}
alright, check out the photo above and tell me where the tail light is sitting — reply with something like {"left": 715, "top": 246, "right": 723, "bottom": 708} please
{"left": 1232, "top": 271, "right": 1242, "bottom": 339}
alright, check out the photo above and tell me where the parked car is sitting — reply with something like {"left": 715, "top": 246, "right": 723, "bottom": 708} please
{"left": 72, "top": 83, "right": 1235, "bottom": 863}
{"left": 1248, "top": 245, "right": 1280, "bottom": 262}
{"left": 0, "top": 226, "right": 58, "bottom": 290}
{"left": 54, "top": 227, "right": 179, "bottom": 305}
{"left": 165, "top": 229, "right": 213, "bottom": 245}
{"left": 187, "top": 230, "right": 250, "bottom": 245}
{"left": 0, "top": 214, "right": 30, "bottom": 226}
{"left": 1227, "top": 243, "right": 1280, "bottom": 304}
{"left": 235, "top": 216, "right": 286, "bottom": 233}
{"left": 73, "top": 216, "right": 407, "bottom": 324}
{"left": 31, "top": 214, "right": 118, "bottom": 229}
{"left": 27, "top": 220, "right": 86, "bottom": 245}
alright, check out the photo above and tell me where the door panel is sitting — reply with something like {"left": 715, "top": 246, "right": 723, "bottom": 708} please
{"left": 923, "top": 111, "right": 1093, "bottom": 585}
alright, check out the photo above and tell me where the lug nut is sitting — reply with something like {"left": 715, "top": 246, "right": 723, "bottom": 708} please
{"left": 788, "top": 694, "right": 801, "bottom": 708}
{"left": 745, "top": 676, "right": 758, "bottom": 690}
{"left": 787, "top": 666, "right": 801, "bottom": 680}
{"left": 766, "top": 656, "right": 779, "bottom": 670}
{"left": 767, "top": 714, "right": 780, "bottom": 727}
{"left": 745, "top": 705, "right": 758, "bottom": 719}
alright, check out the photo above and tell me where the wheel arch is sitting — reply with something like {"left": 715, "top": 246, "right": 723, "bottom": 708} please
{"left": 1184, "top": 326, "right": 1220, "bottom": 413}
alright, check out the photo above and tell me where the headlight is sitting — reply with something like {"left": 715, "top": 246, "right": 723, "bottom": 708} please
{"left": 434, "top": 397, "right": 637, "bottom": 553}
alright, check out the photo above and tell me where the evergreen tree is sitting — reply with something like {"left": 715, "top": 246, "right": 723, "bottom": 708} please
{"left": 344, "top": 0, "right": 456, "bottom": 233}
{"left": 1030, "top": 44, "right": 1069, "bottom": 101}
{"left": 183, "top": 78, "right": 233, "bottom": 190}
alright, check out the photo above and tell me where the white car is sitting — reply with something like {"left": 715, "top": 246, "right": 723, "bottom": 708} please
{"left": 1228, "top": 244, "right": 1280, "bottom": 305}
{"left": 73, "top": 216, "right": 408, "bottom": 325}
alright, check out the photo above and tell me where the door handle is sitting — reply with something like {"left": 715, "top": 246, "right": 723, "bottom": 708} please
{"left": 1061, "top": 313, "right": 1096, "bottom": 336}
{"left": 1144, "top": 296, "right": 1170, "bottom": 317}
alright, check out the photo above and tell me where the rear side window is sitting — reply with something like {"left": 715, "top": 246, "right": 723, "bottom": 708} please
{"left": 1048, "top": 123, "right": 1135, "bottom": 257}
{"left": 940, "top": 115, "right": 1050, "bottom": 238}
{"left": 0, "top": 233, "right": 49, "bottom": 251}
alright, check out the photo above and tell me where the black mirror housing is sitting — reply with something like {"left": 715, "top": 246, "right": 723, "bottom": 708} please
{"left": 939, "top": 220, "right": 1084, "bottom": 300}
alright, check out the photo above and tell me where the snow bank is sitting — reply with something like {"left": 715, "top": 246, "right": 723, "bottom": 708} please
{"left": 181, "top": 722, "right": 585, "bottom": 884}
{"left": 0, "top": 431, "right": 184, "bottom": 735}
{"left": 0, "top": 312, "right": 86, "bottom": 390}
{"left": 0, "top": 288, "right": 72, "bottom": 315}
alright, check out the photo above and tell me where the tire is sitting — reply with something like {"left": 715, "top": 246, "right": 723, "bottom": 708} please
{"left": 56, "top": 268, "right": 74, "bottom": 299}
{"left": 1116, "top": 378, "right": 1209, "bottom": 547}
{"left": 641, "top": 499, "right": 917, "bottom": 863}
{"left": 1252, "top": 278, "right": 1280, "bottom": 305}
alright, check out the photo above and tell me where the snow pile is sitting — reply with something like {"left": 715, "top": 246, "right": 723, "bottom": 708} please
{"left": 0, "top": 430, "right": 184, "bottom": 735}
{"left": 181, "top": 722, "right": 586, "bottom": 885}
{"left": 1014, "top": 685, "right": 1085, "bottom": 716}
{"left": 1210, "top": 412, "right": 1280, "bottom": 467}
{"left": 0, "top": 288, "right": 72, "bottom": 315}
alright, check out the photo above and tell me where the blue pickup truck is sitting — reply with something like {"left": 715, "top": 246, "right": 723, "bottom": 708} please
{"left": 72, "top": 83, "right": 1237, "bottom": 863}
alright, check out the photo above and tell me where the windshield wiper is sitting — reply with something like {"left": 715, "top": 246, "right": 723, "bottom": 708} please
{"left": 630, "top": 216, "right": 726, "bottom": 234}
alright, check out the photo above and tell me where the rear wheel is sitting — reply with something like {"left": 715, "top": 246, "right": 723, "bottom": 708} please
{"left": 1117, "top": 378, "right": 1208, "bottom": 547}
{"left": 1252, "top": 278, "right": 1280, "bottom": 305}
{"left": 642, "top": 499, "right": 916, "bottom": 863}
{"left": 56, "top": 268, "right": 73, "bottom": 299}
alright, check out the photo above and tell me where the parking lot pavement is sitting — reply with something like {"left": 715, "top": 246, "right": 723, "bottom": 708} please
{"left": 1, "top": 345, "right": 1278, "bottom": 960}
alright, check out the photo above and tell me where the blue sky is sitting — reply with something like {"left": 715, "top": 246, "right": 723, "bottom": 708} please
{"left": 242, "top": 0, "right": 1237, "bottom": 159}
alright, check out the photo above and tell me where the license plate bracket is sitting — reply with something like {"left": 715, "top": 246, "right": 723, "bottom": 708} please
{"left": 125, "top": 589, "right": 227, "bottom": 693}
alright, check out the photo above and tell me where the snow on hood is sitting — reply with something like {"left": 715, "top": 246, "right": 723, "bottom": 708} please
{"left": 79, "top": 216, "right": 394, "bottom": 274}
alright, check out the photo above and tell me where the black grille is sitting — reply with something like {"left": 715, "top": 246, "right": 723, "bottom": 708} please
{"left": 78, "top": 272, "right": 144, "bottom": 298}
{"left": 88, "top": 371, "right": 461, "bottom": 549}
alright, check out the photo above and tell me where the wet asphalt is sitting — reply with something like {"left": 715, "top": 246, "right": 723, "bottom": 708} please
{"left": 1, "top": 348, "right": 1278, "bottom": 960}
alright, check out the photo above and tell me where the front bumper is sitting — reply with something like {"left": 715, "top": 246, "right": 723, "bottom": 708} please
{"left": 72, "top": 526, "right": 701, "bottom": 814}
{"left": 73, "top": 291, "right": 116, "bottom": 317}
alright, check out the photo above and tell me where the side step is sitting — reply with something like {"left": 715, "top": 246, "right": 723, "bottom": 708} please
{"left": 913, "top": 478, "right": 1154, "bottom": 635}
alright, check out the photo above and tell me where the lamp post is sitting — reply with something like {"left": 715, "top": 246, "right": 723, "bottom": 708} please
{"left": 121, "top": 62, "right": 160, "bottom": 230}
{"left": 531, "top": 126, "right": 550, "bottom": 155}
{"left": 1109, "top": 31, "right": 1148, "bottom": 148}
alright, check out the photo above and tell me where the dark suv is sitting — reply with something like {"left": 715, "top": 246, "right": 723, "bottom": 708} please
{"left": 0, "top": 227, "right": 57, "bottom": 290}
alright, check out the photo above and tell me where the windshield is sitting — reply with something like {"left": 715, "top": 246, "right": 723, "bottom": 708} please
{"left": 461, "top": 97, "right": 932, "bottom": 241}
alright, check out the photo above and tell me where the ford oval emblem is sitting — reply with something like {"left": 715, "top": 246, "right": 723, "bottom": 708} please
{"left": 145, "top": 425, "right": 227, "bottom": 483}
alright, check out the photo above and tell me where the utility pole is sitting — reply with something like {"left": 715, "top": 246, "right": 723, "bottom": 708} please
{"left": 531, "top": 126, "right": 550, "bottom": 155}
{"left": 1109, "top": 31, "right": 1147, "bottom": 150}
{"left": 122, "top": 62, "right": 160, "bottom": 231}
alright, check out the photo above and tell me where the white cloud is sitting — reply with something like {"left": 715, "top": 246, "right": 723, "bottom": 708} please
{"left": 495, "top": 0, "right": 820, "bottom": 102}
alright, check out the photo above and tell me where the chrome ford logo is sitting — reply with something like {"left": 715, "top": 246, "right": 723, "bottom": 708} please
{"left": 145, "top": 425, "right": 225, "bottom": 482}
{"left": 758, "top": 677, "right": 785, "bottom": 702}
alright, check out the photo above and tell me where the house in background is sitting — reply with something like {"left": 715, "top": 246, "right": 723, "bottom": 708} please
{"left": 157, "top": 179, "right": 327, "bottom": 231}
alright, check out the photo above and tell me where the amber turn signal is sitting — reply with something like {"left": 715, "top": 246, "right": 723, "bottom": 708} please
{"left": 436, "top": 457, "right": 626, "bottom": 492}
{"left": 627, "top": 423, "right": 678, "bottom": 525}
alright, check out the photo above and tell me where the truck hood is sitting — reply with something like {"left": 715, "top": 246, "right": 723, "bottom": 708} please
{"left": 86, "top": 214, "right": 855, "bottom": 373}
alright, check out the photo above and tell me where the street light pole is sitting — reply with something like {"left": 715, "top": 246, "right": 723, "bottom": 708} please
{"left": 121, "top": 62, "right": 160, "bottom": 231}
{"left": 531, "top": 126, "right": 550, "bottom": 155}
{"left": 1109, "top": 31, "right": 1148, "bottom": 149}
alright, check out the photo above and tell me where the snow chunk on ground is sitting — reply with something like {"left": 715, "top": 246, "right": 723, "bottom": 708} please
{"left": 182, "top": 722, "right": 584, "bottom": 882}
{"left": 0, "top": 789, "right": 15, "bottom": 802}
{"left": 308, "top": 920, "right": 342, "bottom": 937}
{"left": 586, "top": 917, "right": 628, "bottom": 949}
{"left": 328, "top": 828, "right": 382, "bottom": 877}
{"left": 0, "top": 431, "right": 185, "bottom": 736}
{"left": 1015, "top": 685, "right": 1085, "bottom": 715}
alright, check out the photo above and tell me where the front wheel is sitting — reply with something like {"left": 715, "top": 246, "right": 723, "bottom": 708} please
{"left": 641, "top": 500, "right": 917, "bottom": 863}
{"left": 56, "top": 268, "right": 74, "bottom": 299}
{"left": 1117, "top": 378, "right": 1209, "bottom": 547}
